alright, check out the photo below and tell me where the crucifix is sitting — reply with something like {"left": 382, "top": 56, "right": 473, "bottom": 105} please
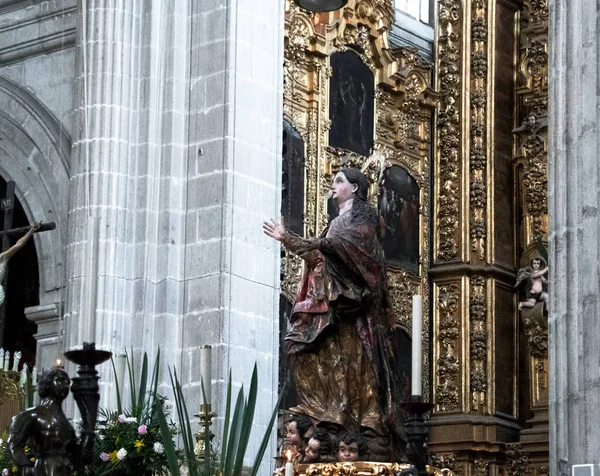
{"left": 0, "top": 181, "right": 55, "bottom": 346}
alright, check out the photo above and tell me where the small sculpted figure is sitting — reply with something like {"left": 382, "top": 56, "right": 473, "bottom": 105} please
{"left": 284, "top": 414, "right": 314, "bottom": 463}
{"left": 335, "top": 431, "right": 368, "bottom": 462}
{"left": 515, "top": 256, "right": 548, "bottom": 311}
{"left": 0, "top": 222, "right": 40, "bottom": 305}
{"left": 303, "top": 428, "right": 333, "bottom": 464}
{"left": 8, "top": 368, "right": 77, "bottom": 475}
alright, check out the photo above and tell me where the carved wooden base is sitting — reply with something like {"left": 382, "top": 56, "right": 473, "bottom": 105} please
{"left": 274, "top": 462, "right": 456, "bottom": 476}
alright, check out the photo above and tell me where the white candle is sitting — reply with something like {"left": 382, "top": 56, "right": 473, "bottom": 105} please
{"left": 111, "top": 354, "right": 127, "bottom": 409}
{"left": 32, "top": 366, "right": 37, "bottom": 386}
{"left": 84, "top": 216, "right": 100, "bottom": 343}
{"left": 12, "top": 351, "right": 21, "bottom": 372}
{"left": 3, "top": 351, "right": 9, "bottom": 371}
{"left": 285, "top": 450, "right": 294, "bottom": 476}
{"left": 0, "top": 347, "right": 4, "bottom": 371}
{"left": 411, "top": 295, "right": 423, "bottom": 396}
{"left": 200, "top": 345, "right": 212, "bottom": 405}
{"left": 19, "top": 364, "right": 28, "bottom": 387}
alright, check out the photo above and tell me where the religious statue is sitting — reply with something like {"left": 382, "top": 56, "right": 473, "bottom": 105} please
{"left": 335, "top": 432, "right": 368, "bottom": 463}
{"left": 515, "top": 256, "right": 548, "bottom": 311}
{"left": 0, "top": 222, "right": 40, "bottom": 305}
{"left": 7, "top": 368, "right": 77, "bottom": 475}
{"left": 264, "top": 168, "right": 408, "bottom": 461}
{"left": 303, "top": 428, "right": 333, "bottom": 464}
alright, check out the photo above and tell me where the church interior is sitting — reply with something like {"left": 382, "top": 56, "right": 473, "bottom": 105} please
{"left": 0, "top": 0, "right": 596, "bottom": 475}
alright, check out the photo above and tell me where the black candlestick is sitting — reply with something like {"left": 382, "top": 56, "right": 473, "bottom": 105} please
{"left": 64, "top": 342, "right": 112, "bottom": 474}
{"left": 402, "top": 395, "right": 434, "bottom": 475}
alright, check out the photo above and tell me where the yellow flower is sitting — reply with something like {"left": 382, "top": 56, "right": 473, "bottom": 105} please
{"left": 24, "top": 445, "right": 30, "bottom": 454}
{"left": 134, "top": 440, "right": 144, "bottom": 452}
{"left": 11, "top": 467, "right": 17, "bottom": 473}
{"left": 109, "top": 450, "right": 118, "bottom": 463}
{"left": 29, "top": 458, "right": 35, "bottom": 463}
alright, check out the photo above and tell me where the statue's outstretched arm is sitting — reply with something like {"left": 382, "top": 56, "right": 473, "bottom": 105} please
{"left": 3, "top": 223, "right": 39, "bottom": 260}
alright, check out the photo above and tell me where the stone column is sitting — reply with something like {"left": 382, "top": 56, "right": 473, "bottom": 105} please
{"left": 185, "top": 0, "right": 283, "bottom": 464}
{"left": 548, "top": 0, "right": 600, "bottom": 472}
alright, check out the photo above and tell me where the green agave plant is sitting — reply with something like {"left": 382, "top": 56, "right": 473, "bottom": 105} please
{"left": 156, "top": 364, "right": 283, "bottom": 476}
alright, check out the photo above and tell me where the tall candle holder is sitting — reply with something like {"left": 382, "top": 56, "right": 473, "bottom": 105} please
{"left": 402, "top": 395, "right": 434, "bottom": 476}
{"left": 64, "top": 342, "right": 112, "bottom": 474}
{"left": 194, "top": 403, "right": 217, "bottom": 462}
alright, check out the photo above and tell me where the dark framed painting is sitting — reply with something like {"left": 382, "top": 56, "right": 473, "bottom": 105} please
{"left": 329, "top": 51, "right": 375, "bottom": 156}
{"left": 378, "top": 165, "right": 420, "bottom": 272}
{"left": 282, "top": 120, "right": 305, "bottom": 236}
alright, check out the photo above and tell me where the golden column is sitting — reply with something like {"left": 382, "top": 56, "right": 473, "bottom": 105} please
{"left": 429, "top": 0, "right": 526, "bottom": 474}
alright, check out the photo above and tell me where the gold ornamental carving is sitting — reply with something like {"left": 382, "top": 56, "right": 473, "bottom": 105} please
{"left": 469, "top": 0, "right": 488, "bottom": 261}
{"left": 474, "top": 460, "right": 489, "bottom": 476}
{"left": 436, "top": 0, "right": 462, "bottom": 262}
{"left": 275, "top": 462, "right": 457, "bottom": 476}
{"left": 469, "top": 275, "right": 487, "bottom": 412}
{"left": 505, "top": 443, "right": 529, "bottom": 476}
{"left": 435, "top": 284, "right": 460, "bottom": 412}
{"left": 430, "top": 453, "right": 457, "bottom": 472}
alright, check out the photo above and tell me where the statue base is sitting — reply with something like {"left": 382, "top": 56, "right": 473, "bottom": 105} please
{"left": 274, "top": 461, "right": 457, "bottom": 476}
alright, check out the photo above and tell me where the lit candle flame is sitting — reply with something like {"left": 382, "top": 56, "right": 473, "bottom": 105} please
{"left": 56, "top": 359, "right": 61, "bottom": 367}
{"left": 286, "top": 449, "right": 292, "bottom": 462}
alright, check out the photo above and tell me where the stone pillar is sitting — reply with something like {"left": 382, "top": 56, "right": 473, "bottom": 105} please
{"left": 186, "top": 0, "right": 283, "bottom": 464}
{"left": 548, "top": 0, "right": 600, "bottom": 472}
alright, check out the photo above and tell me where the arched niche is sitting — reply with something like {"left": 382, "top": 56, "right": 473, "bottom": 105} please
{"left": 329, "top": 50, "right": 375, "bottom": 156}
{"left": 0, "top": 75, "right": 71, "bottom": 364}
{"left": 378, "top": 165, "right": 420, "bottom": 273}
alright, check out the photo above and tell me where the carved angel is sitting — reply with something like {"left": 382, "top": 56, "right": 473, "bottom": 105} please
{"left": 515, "top": 256, "right": 548, "bottom": 311}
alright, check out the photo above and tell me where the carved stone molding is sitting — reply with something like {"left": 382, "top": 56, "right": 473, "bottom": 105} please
{"left": 430, "top": 453, "right": 457, "bottom": 471}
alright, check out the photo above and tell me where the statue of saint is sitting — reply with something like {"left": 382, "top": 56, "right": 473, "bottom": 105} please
{"left": 8, "top": 368, "right": 77, "bottom": 475}
{"left": 0, "top": 222, "right": 40, "bottom": 305}
{"left": 515, "top": 256, "right": 548, "bottom": 311}
{"left": 264, "top": 168, "right": 408, "bottom": 461}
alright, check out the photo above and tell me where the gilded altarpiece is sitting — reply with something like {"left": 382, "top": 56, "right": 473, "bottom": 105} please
{"left": 282, "top": 0, "right": 435, "bottom": 403}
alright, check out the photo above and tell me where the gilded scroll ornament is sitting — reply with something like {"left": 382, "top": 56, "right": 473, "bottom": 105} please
{"left": 470, "top": 275, "right": 487, "bottom": 411}
{"left": 474, "top": 460, "right": 489, "bottom": 476}
{"left": 469, "top": 0, "right": 488, "bottom": 260}
{"left": 436, "top": 0, "right": 462, "bottom": 261}
{"left": 436, "top": 284, "right": 460, "bottom": 411}
{"left": 430, "top": 453, "right": 456, "bottom": 471}
{"left": 505, "top": 443, "right": 529, "bottom": 476}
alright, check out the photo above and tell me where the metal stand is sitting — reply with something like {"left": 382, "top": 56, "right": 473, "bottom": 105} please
{"left": 194, "top": 403, "right": 217, "bottom": 462}
{"left": 64, "top": 342, "right": 112, "bottom": 474}
{"left": 402, "top": 395, "right": 434, "bottom": 476}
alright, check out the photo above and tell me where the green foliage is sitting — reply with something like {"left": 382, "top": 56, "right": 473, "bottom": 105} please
{"left": 156, "top": 364, "right": 284, "bottom": 476}
{"left": 89, "top": 350, "right": 178, "bottom": 476}
{"left": 536, "top": 235, "right": 548, "bottom": 263}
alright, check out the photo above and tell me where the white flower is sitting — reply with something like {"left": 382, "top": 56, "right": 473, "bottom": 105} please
{"left": 125, "top": 417, "right": 137, "bottom": 423}
{"left": 116, "top": 448, "right": 127, "bottom": 460}
{"left": 153, "top": 442, "right": 164, "bottom": 454}
{"left": 164, "top": 399, "right": 173, "bottom": 409}
{"left": 118, "top": 414, "right": 127, "bottom": 423}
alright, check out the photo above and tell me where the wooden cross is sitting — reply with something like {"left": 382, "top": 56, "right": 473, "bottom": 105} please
{"left": 0, "top": 181, "right": 55, "bottom": 346}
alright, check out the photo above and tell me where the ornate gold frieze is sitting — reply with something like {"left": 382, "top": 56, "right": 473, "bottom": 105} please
{"left": 436, "top": 0, "right": 462, "bottom": 262}
{"left": 275, "top": 462, "right": 457, "bottom": 476}
{"left": 430, "top": 453, "right": 457, "bottom": 472}
{"left": 435, "top": 283, "right": 460, "bottom": 412}
{"left": 469, "top": 275, "right": 487, "bottom": 412}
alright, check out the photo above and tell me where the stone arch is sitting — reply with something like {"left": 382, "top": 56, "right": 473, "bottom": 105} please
{"left": 0, "top": 76, "right": 71, "bottom": 341}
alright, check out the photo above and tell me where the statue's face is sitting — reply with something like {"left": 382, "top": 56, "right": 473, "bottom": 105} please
{"left": 285, "top": 422, "right": 304, "bottom": 448}
{"left": 52, "top": 372, "right": 70, "bottom": 399}
{"left": 532, "top": 258, "right": 541, "bottom": 270}
{"left": 304, "top": 438, "right": 321, "bottom": 463}
{"left": 337, "top": 441, "right": 359, "bottom": 462}
{"left": 331, "top": 172, "right": 357, "bottom": 206}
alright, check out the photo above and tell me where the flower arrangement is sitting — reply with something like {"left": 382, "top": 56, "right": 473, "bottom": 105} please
{"left": 89, "top": 350, "right": 179, "bottom": 476}
{"left": 90, "top": 398, "right": 177, "bottom": 475}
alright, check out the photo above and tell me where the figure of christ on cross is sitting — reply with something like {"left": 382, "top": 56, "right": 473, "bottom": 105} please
{"left": 0, "top": 180, "right": 56, "bottom": 346}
